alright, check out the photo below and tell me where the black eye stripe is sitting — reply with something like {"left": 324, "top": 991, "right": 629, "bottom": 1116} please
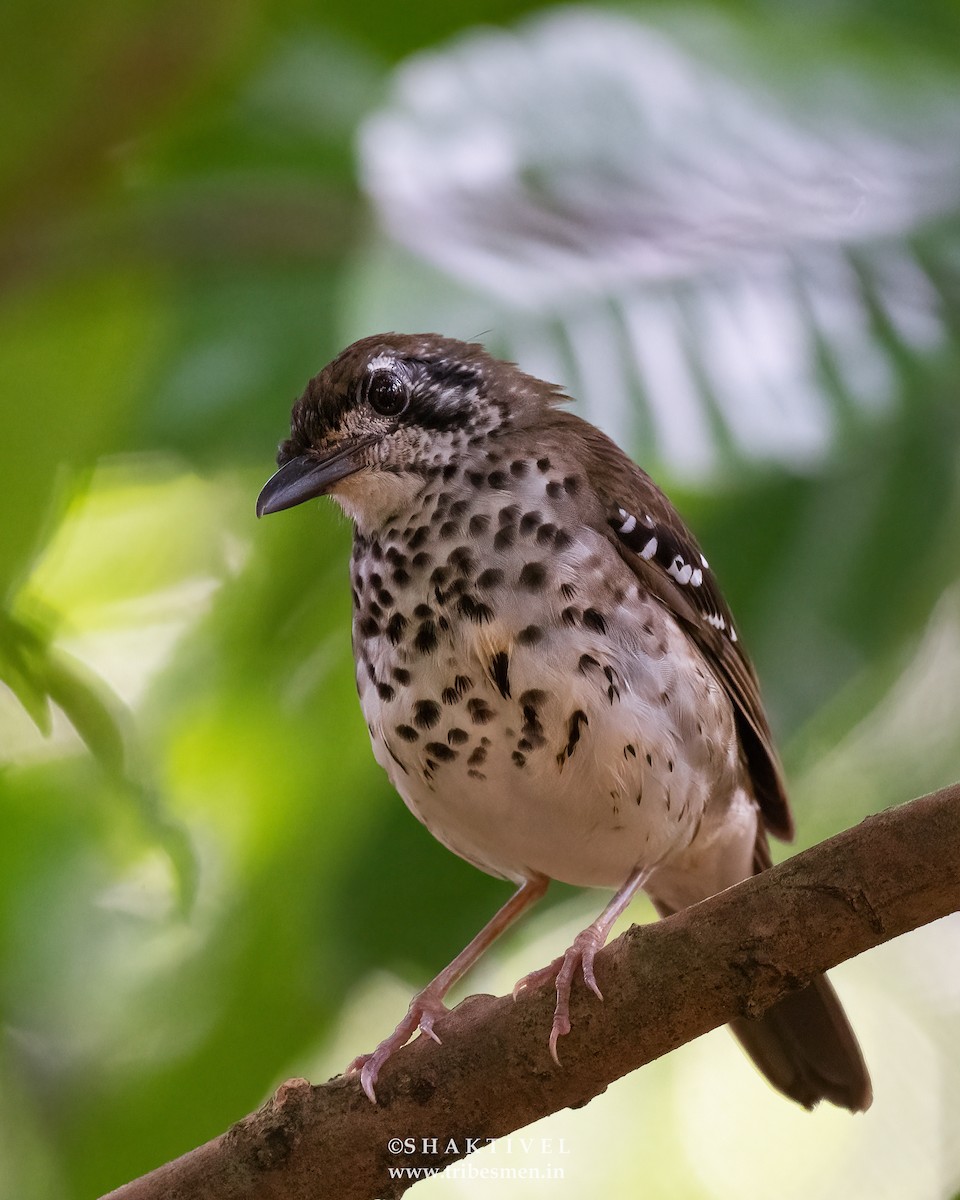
{"left": 410, "top": 357, "right": 484, "bottom": 393}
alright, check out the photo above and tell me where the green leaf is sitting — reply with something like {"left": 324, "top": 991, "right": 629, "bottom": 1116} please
{"left": 0, "top": 273, "right": 166, "bottom": 594}
{"left": 0, "top": 613, "right": 53, "bottom": 736}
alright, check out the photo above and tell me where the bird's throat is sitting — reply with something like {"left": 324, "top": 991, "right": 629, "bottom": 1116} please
{"left": 329, "top": 467, "right": 426, "bottom": 533}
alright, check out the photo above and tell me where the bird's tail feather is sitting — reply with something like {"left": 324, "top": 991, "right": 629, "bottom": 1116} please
{"left": 651, "top": 892, "right": 872, "bottom": 1112}
{"left": 729, "top": 975, "right": 872, "bottom": 1112}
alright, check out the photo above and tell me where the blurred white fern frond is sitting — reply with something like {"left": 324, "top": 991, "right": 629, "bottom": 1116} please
{"left": 358, "top": 8, "right": 960, "bottom": 477}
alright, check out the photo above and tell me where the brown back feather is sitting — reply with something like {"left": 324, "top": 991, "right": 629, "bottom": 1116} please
{"left": 542, "top": 411, "right": 794, "bottom": 842}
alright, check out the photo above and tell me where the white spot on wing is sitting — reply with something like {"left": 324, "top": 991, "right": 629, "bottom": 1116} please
{"left": 619, "top": 512, "right": 637, "bottom": 534}
{"left": 640, "top": 536, "right": 658, "bottom": 559}
{"left": 669, "top": 558, "right": 693, "bottom": 585}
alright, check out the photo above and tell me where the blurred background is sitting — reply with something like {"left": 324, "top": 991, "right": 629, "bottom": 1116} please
{"left": 2, "top": 1, "right": 959, "bottom": 1197}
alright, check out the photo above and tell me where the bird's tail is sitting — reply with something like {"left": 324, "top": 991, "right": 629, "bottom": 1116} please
{"left": 651, "top": 883, "right": 872, "bottom": 1112}
{"left": 728, "top": 974, "right": 872, "bottom": 1111}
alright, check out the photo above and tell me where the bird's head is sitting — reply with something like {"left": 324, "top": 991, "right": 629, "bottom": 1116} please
{"left": 256, "top": 332, "right": 562, "bottom": 532}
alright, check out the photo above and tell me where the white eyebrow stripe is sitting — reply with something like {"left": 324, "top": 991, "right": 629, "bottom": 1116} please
{"left": 367, "top": 353, "right": 396, "bottom": 372}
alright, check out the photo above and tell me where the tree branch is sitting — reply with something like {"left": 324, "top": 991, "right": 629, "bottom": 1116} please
{"left": 101, "top": 782, "right": 960, "bottom": 1200}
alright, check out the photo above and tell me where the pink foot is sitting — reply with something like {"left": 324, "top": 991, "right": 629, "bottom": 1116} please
{"left": 513, "top": 928, "right": 605, "bottom": 1065}
{"left": 347, "top": 990, "right": 449, "bottom": 1103}
{"left": 512, "top": 954, "right": 563, "bottom": 1000}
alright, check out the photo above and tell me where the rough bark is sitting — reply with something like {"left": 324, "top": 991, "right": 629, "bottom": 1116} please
{"left": 101, "top": 782, "right": 960, "bottom": 1200}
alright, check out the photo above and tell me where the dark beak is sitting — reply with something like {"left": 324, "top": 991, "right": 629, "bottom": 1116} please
{"left": 256, "top": 441, "right": 373, "bottom": 517}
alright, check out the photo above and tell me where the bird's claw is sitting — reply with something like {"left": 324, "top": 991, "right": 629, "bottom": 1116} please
{"left": 515, "top": 929, "right": 605, "bottom": 1064}
{"left": 347, "top": 993, "right": 450, "bottom": 1103}
{"left": 512, "top": 955, "right": 563, "bottom": 1000}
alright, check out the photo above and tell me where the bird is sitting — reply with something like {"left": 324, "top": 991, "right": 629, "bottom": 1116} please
{"left": 256, "top": 331, "right": 872, "bottom": 1111}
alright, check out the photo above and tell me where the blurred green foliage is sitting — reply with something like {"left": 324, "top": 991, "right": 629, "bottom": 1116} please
{"left": 1, "top": 2, "right": 959, "bottom": 1198}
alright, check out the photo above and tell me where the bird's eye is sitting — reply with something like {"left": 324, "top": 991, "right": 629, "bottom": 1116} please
{"left": 365, "top": 370, "right": 408, "bottom": 417}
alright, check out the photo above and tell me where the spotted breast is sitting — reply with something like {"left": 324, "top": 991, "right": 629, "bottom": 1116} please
{"left": 351, "top": 439, "right": 744, "bottom": 895}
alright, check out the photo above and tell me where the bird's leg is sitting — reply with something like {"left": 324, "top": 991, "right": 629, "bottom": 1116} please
{"left": 348, "top": 874, "right": 548, "bottom": 1102}
{"left": 514, "top": 865, "right": 650, "bottom": 1064}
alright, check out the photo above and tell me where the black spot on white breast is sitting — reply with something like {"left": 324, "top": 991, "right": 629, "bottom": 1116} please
{"left": 467, "top": 697, "right": 495, "bottom": 724}
{"left": 489, "top": 650, "right": 511, "bottom": 699}
{"left": 557, "top": 709, "right": 588, "bottom": 764}
{"left": 413, "top": 700, "right": 441, "bottom": 729}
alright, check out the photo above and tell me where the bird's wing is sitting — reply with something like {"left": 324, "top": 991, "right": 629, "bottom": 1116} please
{"left": 564, "top": 415, "right": 793, "bottom": 841}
